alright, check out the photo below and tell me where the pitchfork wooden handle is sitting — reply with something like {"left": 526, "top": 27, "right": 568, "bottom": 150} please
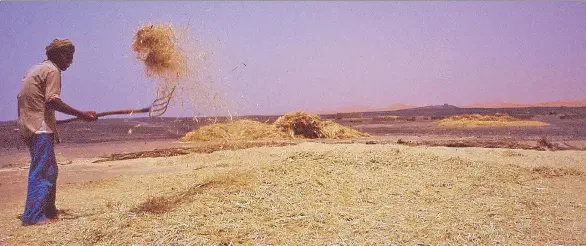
{"left": 57, "top": 107, "right": 151, "bottom": 124}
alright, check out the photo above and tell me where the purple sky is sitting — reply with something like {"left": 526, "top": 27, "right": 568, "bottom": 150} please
{"left": 1, "top": 1, "right": 585, "bottom": 121}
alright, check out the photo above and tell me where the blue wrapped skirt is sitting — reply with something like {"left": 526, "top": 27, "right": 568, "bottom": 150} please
{"left": 21, "top": 134, "right": 59, "bottom": 225}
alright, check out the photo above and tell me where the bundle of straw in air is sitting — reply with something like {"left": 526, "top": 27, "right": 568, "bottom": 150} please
{"left": 132, "top": 23, "right": 187, "bottom": 88}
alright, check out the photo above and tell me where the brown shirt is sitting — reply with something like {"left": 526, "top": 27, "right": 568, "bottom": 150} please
{"left": 17, "top": 60, "right": 62, "bottom": 138}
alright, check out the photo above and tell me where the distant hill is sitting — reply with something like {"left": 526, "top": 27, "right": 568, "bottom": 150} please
{"left": 316, "top": 100, "right": 586, "bottom": 115}
{"left": 411, "top": 104, "right": 459, "bottom": 110}
{"left": 466, "top": 100, "right": 586, "bottom": 108}
{"left": 317, "top": 103, "right": 414, "bottom": 114}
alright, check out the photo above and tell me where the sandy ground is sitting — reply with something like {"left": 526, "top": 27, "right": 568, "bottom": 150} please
{"left": 0, "top": 140, "right": 195, "bottom": 208}
{"left": 1, "top": 135, "right": 585, "bottom": 209}
{"left": 1, "top": 112, "right": 585, "bottom": 244}
{"left": 1, "top": 137, "right": 586, "bottom": 244}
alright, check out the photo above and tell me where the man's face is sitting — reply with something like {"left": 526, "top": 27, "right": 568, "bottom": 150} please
{"left": 57, "top": 51, "right": 74, "bottom": 71}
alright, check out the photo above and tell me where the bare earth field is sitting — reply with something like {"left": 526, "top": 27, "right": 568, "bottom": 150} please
{"left": 1, "top": 106, "right": 585, "bottom": 245}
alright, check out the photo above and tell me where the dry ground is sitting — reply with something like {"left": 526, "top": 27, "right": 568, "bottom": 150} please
{"left": 1, "top": 141, "right": 585, "bottom": 245}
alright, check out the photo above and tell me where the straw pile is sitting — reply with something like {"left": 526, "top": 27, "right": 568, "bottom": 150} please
{"left": 320, "top": 121, "right": 368, "bottom": 139}
{"left": 273, "top": 111, "right": 368, "bottom": 139}
{"left": 273, "top": 112, "right": 325, "bottom": 138}
{"left": 179, "top": 112, "right": 367, "bottom": 142}
{"left": 437, "top": 113, "right": 548, "bottom": 127}
{"left": 179, "top": 119, "right": 289, "bottom": 142}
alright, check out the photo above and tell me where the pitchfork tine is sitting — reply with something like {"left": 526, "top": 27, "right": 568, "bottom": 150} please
{"left": 148, "top": 86, "right": 176, "bottom": 117}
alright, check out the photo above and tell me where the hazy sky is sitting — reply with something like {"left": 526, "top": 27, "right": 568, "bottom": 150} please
{"left": 1, "top": 1, "right": 585, "bottom": 121}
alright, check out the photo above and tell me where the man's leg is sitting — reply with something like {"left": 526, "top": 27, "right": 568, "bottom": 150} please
{"left": 21, "top": 134, "right": 58, "bottom": 225}
{"left": 45, "top": 185, "right": 58, "bottom": 219}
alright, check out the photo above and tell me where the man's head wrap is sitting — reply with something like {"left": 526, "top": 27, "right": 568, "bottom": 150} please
{"left": 45, "top": 39, "right": 75, "bottom": 60}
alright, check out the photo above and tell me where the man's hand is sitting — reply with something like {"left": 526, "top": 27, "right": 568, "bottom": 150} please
{"left": 80, "top": 111, "right": 98, "bottom": 122}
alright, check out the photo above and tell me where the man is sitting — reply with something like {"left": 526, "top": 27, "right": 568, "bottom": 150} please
{"left": 17, "top": 39, "right": 97, "bottom": 225}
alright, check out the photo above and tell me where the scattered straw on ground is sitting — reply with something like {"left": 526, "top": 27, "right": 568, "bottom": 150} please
{"left": 2, "top": 143, "right": 585, "bottom": 245}
{"left": 395, "top": 137, "right": 583, "bottom": 151}
{"left": 93, "top": 141, "right": 297, "bottom": 163}
{"left": 273, "top": 111, "right": 368, "bottom": 139}
{"left": 437, "top": 113, "right": 549, "bottom": 127}
{"left": 531, "top": 165, "right": 584, "bottom": 178}
{"left": 179, "top": 120, "right": 290, "bottom": 142}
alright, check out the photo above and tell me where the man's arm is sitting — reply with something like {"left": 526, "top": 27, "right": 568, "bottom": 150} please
{"left": 47, "top": 98, "right": 97, "bottom": 121}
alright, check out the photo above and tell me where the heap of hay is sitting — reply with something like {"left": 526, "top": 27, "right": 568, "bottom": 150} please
{"left": 273, "top": 112, "right": 325, "bottom": 138}
{"left": 446, "top": 113, "right": 519, "bottom": 122}
{"left": 179, "top": 120, "right": 289, "bottom": 142}
{"left": 438, "top": 113, "right": 549, "bottom": 127}
{"left": 273, "top": 111, "right": 368, "bottom": 139}
{"left": 132, "top": 23, "right": 187, "bottom": 91}
{"left": 180, "top": 112, "right": 368, "bottom": 142}
{"left": 319, "top": 121, "right": 367, "bottom": 139}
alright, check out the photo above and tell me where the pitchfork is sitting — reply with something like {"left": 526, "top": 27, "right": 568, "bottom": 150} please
{"left": 57, "top": 87, "right": 176, "bottom": 124}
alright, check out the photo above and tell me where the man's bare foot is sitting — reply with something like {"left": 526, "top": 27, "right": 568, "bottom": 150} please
{"left": 35, "top": 218, "right": 59, "bottom": 225}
